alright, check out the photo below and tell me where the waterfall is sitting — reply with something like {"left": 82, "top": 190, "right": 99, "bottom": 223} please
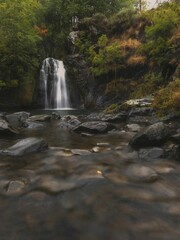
{"left": 40, "top": 58, "right": 70, "bottom": 109}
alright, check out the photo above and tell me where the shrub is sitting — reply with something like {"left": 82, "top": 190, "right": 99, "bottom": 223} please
{"left": 153, "top": 78, "right": 180, "bottom": 114}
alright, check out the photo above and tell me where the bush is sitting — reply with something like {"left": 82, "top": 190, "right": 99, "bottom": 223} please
{"left": 153, "top": 78, "right": 180, "bottom": 114}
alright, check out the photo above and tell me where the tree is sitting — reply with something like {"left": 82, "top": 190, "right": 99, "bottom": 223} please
{"left": 0, "top": 0, "right": 42, "bottom": 87}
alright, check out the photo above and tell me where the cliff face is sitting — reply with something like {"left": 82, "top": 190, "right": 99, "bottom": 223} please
{"left": 65, "top": 4, "right": 179, "bottom": 111}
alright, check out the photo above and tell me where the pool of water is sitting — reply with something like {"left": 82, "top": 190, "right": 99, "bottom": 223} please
{"left": 0, "top": 109, "right": 180, "bottom": 240}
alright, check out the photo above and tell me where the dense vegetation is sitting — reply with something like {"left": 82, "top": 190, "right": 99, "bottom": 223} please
{"left": 0, "top": 0, "right": 179, "bottom": 113}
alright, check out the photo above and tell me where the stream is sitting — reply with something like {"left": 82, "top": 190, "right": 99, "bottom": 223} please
{"left": 0, "top": 109, "right": 180, "bottom": 240}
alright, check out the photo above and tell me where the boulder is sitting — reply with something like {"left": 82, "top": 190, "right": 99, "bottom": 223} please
{"left": 0, "top": 119, "right": 19, "bottom": 134}
{"left": 129, "top": 122, "right": 170, "bottom": 148}
{"left": 1, "top": 137, "right": 48, "bottom": 156}
{"left": 102, "top": 112, "right": 127, "bottom": 123}
{"left": 58, "top": 118, "right": 81, "bottom": 130}
{"left": 73, "top": 121, "right": 115, "bottom": 134}
{"left": 5, "top": 112, "right": 30, "bottom": 128}
{"left": 128, "top": 107, "right": 154, "bottom": 117}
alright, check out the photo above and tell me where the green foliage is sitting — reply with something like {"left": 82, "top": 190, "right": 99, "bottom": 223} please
{"left": 0, "top": 0, "right": 42, "bottom": 87}
{"left": 131, "top": 72, "right": 163, "bottom": 98}
{"left": 103, "top": 103, "right": 119, "bottom": 114}
{"left": 142, "top": 2, "right": 180, "bottom": 65}
{"left": 88, "top": 35, "right": 122, "bottom": 76}
{"left": 109, "top": 9, "right": 138, "bottom": 35}
{"left": 153, "top": 78, "right": 180, "bottom": 114}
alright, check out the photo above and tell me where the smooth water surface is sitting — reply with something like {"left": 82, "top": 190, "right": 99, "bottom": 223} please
{"left": 0, "top": 109, "right": 180, "bottom": 240}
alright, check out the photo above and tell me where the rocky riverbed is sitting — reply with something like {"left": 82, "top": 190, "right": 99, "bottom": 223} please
{"left": 0, "top": 106, "right": 180, "bottom": 240}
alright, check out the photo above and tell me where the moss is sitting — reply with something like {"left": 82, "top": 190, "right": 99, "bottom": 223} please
{"left": 103, "top": 103, "right": 119, "bottom": 113}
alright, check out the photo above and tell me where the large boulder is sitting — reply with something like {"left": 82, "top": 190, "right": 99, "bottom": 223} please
{"left": 73, "top": 121, "right": 115, "bottom": 134}
{"left": 0, "top": 119, "right": 19, "bottom": 134}
{"left": 0, "top": 137, "right": 48, "bottom": 156}
{"left": 129, "top": 122, "right": 170, "bottom": 148}
{"left": 101, "top": 112, "right": 127, "bottom": 123}
{"left": 5, "top": 112, "right": 30, "bottom": 128}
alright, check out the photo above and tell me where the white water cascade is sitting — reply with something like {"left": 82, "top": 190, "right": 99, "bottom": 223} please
{"left": 40, "top": 58, "right": 70, "bottom": 109}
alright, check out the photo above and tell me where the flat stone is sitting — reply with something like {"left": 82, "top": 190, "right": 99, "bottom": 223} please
{"left": 129, "top": 122, "right": 170, "bottom": 148}
{"left": 1, "top": 137, "right": 48, "bottom": 156}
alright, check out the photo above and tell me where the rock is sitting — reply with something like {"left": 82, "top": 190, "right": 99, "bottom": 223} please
{"left": 96, "top": 143, "right": 110, "bottom": 147}
{"left": 126, "top": 124, "right": 141, "bottom": 132}
{"left": 0, "top": 119, "right": 19, "bottom": 134}
{"left": 102, "top": 112, "right": 127, "bottom": 123}
{"left": 129, "top": 122, "right": 170, "bottom": 148}
{"left": 139, "top": 147, "right": 165, "bottom": 160}
{"left": 5, "top": 112, "right": 30, "bottom": 128}
{"left": 174, "top": 145, "right": 180, "bottom": 160}
{"left": 73, "top": 121, "right": 115, "bottom": 134}
{"left": 28, "top": 114, "right": 51, "bottom": 122}
{"left": 58, "top": 118, "right": 81, "bottom": 130}
{"left": 92, "top": 146, "right": 111, "bottom": 153}
{"left": 61, "top": 115, "right": 78, "bottom": 121}
{"left": 6, "top": 180, "right": 25, "bottom": 194}
{"left": 26, "top": 121, "right": 44, "bottom": 129}
{"left": 124, "top": 96, "right": 154, "bottom": 107}
{"left": 1, "top": 137, "right": 48, "bottom": 156}
{"left": 129, "top": 107, "right": 154, "bottom": 117}
{"left": 171, "top": 132, "right": 180, "bottom": 144}
{"left": 125, "top": 164, "right": 159, "bottom": 183}
{"left": 51, "top": 112, "right": 61, "bottom": 120}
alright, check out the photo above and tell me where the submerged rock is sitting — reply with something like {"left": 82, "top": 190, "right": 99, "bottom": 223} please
{"left": 73, "top": 121, "right": 115, "bottom": 134}
{"left": 125, "top": 164, "right": 159, "bottom": 183}
{"left": 139, "top": 147, "right": 165, "bottom": 160}
{"left": 129, "top": 122, "right": 170, "bottom": 148}
{"left": 1, "top": 137, "right": 48, "bottom": 156}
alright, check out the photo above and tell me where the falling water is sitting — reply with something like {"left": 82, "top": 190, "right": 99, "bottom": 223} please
{"left": 40, "top": 58, "right": 70, "bottom": 109}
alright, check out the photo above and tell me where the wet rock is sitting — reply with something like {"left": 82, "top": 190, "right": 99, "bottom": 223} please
{"left": 129, "top": 107, "right": 154, "bottom": 117}
{"left": 5, "top": 112, "right": 30, "bottom": 128}
{"left": 171, "top": 132, "right": 180, "bottom": 144}
{"left": 125, "top": 164, "right": 159, "bottom": 183}
{"left": 28, "top": 114, "right": 51, "bottom": 122}
{"left": 6, "top": 180, "right": 25, "bottom": 194}
{"left": 25, "top": 121, "right": 44, "bottom": 129}
{"left": 139, "top": 147, "right": 165, "bottom": 160}
{"left": 0, "top": 119, "right": 19, "bottom": 134}
{"left": 58, "top": 118, "right": 81, "bottom": 130}
{"left": 126, "top": 124, "right": 141, "bottom": 132}
{"left": 102, "top": 112, "right": 127, "bottom": 123}
{"left": 51, "top": 112, "right": 61, "bottom": 120}
{"left": 61, "top": 115, "right": 78, "bottom": 121}
{"left": 71, "top": 149, "right": 91, "bottom": 155}
{"left": 129, "top": 122, "right": 170, "bottom": 148}
{"left": 174, "top": 145, "right": 180, "bottom": 160}
{"left": 73, "top": 121, "right": 115, "bottom": 134}
{"left": 38, "top": 175, "right": 76, "bottom": 193}
{"left": 96, "top": 143, "right": 110, "bottom": 147}
{"left": 81, "top": 132, "right": 94, "bottom": 137}
{"left": 1, "top": 137, "right": 48, "bottom": 156}
{"left": 92, "top": 146, "right": 111, "bottom": 153}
